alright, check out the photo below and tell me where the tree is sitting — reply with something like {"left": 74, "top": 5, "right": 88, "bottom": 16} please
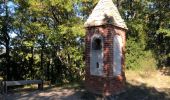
{"left": 0, "top": 0, "right": 15, "bottom": 80}
{"left": 10, "top": 0, "right": 85, "bottom": 83}
{"left": 146, "top": 0, "right": 170, "bottom": 67}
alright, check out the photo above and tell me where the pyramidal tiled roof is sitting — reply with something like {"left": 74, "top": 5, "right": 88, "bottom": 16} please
{"left": 84, "top": 0, "right": 128, "bottom": 30}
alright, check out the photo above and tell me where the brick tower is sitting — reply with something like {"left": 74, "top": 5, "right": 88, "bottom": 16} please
{"left": 84, "top": 0, "right": 128, "bottom": 96}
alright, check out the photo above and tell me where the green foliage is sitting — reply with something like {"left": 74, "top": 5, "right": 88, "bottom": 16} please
{"left": 157, "top": 28, "right": 170, "bottom": 37}
{"left": 126, "top": 38, "right": 156, "bottom": 70}
{"left": 0, "top": 0, "right": 86, "bottom": 83}
{"left": 0, "top": 0, "right": 169, "bottom": 83}
{"left": 126, "top": 38, "right": 144, "bottom": 70}
{"left": 124, "top": 0, "right": 170, "bottom": 70}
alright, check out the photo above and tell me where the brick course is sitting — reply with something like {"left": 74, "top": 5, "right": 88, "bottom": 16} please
{"left": 85, "top": 25, "right": 126, "bottom": 96}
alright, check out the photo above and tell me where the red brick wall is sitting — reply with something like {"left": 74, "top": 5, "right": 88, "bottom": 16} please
{"left": 85, "top": 25, "right": 126, "bottom": 96}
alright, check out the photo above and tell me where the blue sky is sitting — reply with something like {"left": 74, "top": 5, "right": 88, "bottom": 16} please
{"left": 0, "top": 1, "right": 17, "bottom": 16}
{"left": 0, "top": 1, "right": 18, "bottom": 38}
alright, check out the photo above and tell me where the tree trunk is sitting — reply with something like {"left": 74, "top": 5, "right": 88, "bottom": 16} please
{"left": 3, "top": 0, "right": 10, "bottom": 80}
{"left": 30, "top": 46, "right": 34, "bottom": 79}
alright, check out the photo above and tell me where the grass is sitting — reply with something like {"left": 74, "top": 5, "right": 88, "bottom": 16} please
{"left": 57, "top": 81, "right": 84, "bottom": 90}
{"left": 125, "top": 69, "right": 170, "bottom": 100}
{"left": 126, "top": 68, "right": 170, "bottom": 88}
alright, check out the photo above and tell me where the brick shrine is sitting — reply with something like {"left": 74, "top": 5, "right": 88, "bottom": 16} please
{"left": 84, "top": 0, "right": 128, "bottom": 96}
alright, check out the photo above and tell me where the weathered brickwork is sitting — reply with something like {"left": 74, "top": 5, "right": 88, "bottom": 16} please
{"left": 84, "top": 0, "right": 127, "bottom": 96}
{"left": 85, "top": 25, "right": 126, "bottom": 96}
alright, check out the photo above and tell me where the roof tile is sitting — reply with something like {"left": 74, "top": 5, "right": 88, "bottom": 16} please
{"left": 84, "top": 0, "right": 128, "bottom": 30}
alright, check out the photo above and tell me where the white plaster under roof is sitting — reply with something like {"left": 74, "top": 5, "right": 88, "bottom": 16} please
{"left": 84, "top": 0, "right": 128, "bottom": 30}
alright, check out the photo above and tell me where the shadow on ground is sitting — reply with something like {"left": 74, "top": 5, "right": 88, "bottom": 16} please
{"left": 115, "top": 82, "right": 170, "bottom": 100}
{"left": 3, "top": 82, "right": 170, "bottom": 100}
{"left": 80, "top": 82, "right": 170, "bottom": 100}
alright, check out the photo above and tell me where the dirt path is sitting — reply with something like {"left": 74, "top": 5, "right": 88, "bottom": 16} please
{"left": 4, "top": 87, "right": 85, "bottom": 100}
{"left": 3, "top": 84, "right": 170, "bottom": 100}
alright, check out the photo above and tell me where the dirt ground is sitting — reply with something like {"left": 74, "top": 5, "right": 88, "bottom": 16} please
{"left": 4, "top": 87, "right": 86, "bottom": 100}
{"left": 2, "top": 70, "right": 170, "bottom": 100}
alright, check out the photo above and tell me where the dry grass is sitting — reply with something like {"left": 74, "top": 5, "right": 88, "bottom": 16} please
{"left": 126, "top": 69, "right": 170, "bottom": 92}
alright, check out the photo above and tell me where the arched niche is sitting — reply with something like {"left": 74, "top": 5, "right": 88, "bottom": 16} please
{"left": 113, "top": 35, "right": 123, "bottom": 76}
{"left": 90, "top": 34, "right": 103, "bottom": 76}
